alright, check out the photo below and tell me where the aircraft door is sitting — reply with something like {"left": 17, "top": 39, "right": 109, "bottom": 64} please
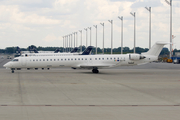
{"left": 21, "top": 57, "right": 27, "bottom": 66}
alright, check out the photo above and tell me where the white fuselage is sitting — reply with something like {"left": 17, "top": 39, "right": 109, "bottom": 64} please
{"left": 4, "top": 54, "right": 157, "bottom": 69}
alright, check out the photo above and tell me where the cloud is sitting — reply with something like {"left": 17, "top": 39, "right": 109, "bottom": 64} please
{"left": 0, "top": 0, "right": 180, "bottom": 49}
{"left": 0, "top": 5, "right": 60, "bottom": 25}
{"left": 43, "top": 34, "right": 58, "bottom": 42}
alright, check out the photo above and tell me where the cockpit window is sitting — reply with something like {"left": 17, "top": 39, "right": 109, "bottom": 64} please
{"left": 12, "top": 59, "right": 19, "bottom": 62}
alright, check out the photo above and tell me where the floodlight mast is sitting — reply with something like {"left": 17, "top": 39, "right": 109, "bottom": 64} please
{"left": 165, "top": 0, "right": 173, "bottom": 58}
{"left": 64, "top": 36, "right": 66, "bottom": 52}
{"left": 118, "top": 16, "right": 123, "bottom": 54}
{"left": 108, "top": 20, "right": 113, "bottom": 54}
{"left": 145, "top": 7, "right": 151, "bottom": 49}
{"left": 71, "top": 34, "right": 73, "bottom": 51}
{"left": 100, "top": 23, "right": 104, "bottom": 54}
{"left": 73, "top": 32, "right": 76, "bottom": 48}
{"left": 93, "top": 25, "right": 98, "bottom": 54}
{"left": 68, "top": 34, "right": 70, "bottom": 52}
{"left": 63, "top": 36, "right": 64, "bottom": 52}
{"left": 84, "top": 28, "right": 88, "bottom": 48}
{"left": 67, "top": 35, "right": 69, "bottom": 52}
{"left": 130, "top": 12, "right": 136, "bottom": 53}
{"left": 79, "top": 30, "right": 82, "bottom": 52}
{"left": 88, "top": 27, "right": 92, "bottom": 46}
{"left": 75, "top": 32, "right": 78, "bottom": 47}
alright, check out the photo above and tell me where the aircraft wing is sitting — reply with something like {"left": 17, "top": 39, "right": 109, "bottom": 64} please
{"left": 79, "top": 64, "right": 117, "bottom": 69}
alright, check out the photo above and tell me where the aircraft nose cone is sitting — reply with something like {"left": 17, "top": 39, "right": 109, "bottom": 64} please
{"left": 3, "top": 62, "right": 11, "bottom": 68}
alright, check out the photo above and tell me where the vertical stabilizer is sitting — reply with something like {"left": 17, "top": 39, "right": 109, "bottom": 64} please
{"left": 143, "top": 42, "right": 168, "bottom": 56}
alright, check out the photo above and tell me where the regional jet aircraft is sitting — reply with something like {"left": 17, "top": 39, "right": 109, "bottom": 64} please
{"left": 21, "top": 46, "right": 92, "bottom": 57}
{"left": 3, "top": 42, "right": 168, "bottom": 73}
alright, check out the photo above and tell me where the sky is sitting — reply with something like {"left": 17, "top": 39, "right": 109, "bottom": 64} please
{"left": 0, "top": 0, "right": 180, "bottom": 50}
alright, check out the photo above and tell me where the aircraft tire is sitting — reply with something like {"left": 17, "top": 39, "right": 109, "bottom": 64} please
{"left": 92, "top": 69, "right": 99, "bottom": 73}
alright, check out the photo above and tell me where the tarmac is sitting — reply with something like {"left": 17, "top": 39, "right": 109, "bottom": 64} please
{"left": 0, "top": 58, "right": 180, "bottom": 120}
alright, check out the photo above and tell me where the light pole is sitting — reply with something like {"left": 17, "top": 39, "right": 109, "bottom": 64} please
{"left": 76, "top": 32, "right": 78, "bottom": 47}
{"left": 79, "top": 30, "right": 82, "bottom": 52}
{"left": 118, "top": 16, "right": 123, "bottom": 54}
{"left": 73, "top": 32, "right": 76, "bottom": 48}
{"left": 71, "top": 34, "right": 73, "bottom": 51}
{"left": 100, "top": 23, "right": 104, "bottom": 54}
{"left": 130, "top": 12, "right": 136, "bottom": 53}
{"left": 69, "top": 34, "right": 71, "bottom": 52}
{"left": 145, "top": 7, "right": 151, "bottom": 49}
{"left": 108, "top": 20, "right": 113, "bottom": 54}
{"left": 88, "top": 27, "right": 92, "bottom": 46}
{"left": 67, "top": 35, "right": 69, "bottom": 52}
{"left": 165, "top": 0, "right": 173, "bottom": 58}
{"left": 65, "top": 36, "right": 67, "bottom": 52}
{"left": 93, "top": 25, "right": 97, "bottom": 54}
{"left": 63, "top": 36, "right": 64, "bottom": 52}
{"left": 84, "top": 28, "right": 88, "bottom": 48}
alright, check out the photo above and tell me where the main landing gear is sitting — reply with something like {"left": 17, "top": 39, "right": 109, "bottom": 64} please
{"left": 11, "top": 68, "right": 15, "bottom": 73}
{"left": 92, "top": 69, "right": 99, "bottom": 73}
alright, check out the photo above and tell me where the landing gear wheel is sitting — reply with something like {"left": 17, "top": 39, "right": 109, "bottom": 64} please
{"left": 11, "top": 68, "right": 15, "bottom": 73}
{"left": 92, "top": 69, "right": 99, "bottom": 73}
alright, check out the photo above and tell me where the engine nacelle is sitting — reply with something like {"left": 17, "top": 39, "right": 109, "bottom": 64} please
{"left": 129, "top": 54, "right": 146, "bottom": 61}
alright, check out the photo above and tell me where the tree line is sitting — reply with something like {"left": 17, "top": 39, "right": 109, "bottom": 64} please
{"left": 0, "top": 45, "right": 179, "bottom": 56}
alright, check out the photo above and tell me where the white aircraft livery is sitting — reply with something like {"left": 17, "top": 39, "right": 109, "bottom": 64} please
{"left": 20, "top": 46, "right": 93, "bottom": 57}
{"left": 4, "top": 42, "right": 168, "bottom": 73}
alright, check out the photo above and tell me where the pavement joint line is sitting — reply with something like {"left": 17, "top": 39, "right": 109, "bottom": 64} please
{"left": 0, "top": 105, "right": 180, "bottom": 107}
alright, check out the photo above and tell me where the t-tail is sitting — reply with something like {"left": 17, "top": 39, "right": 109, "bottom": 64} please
{"left": 71, "top": 47, "right": 79, "bottom": 53}
{"left": 81, "top": 46, "right": 93, "bottom": 55}
{"left": 142, "top": 41, "right": 169, "bottom": 56}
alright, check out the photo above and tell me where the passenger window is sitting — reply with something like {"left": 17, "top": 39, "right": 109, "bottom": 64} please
{"left": 65, "top": 59, "right": 66, "bottom": 61}
{"left": 61, "top": 59, "right": 63, "bottom": 61}
{"left": 43, "top": 59, "right": 45, "bottom": 61}
{"left": 50, "top": 59, "right": 52, "bottom": 61}
{"left": 54, "top": 59, "right": 56, "bottom": 61}
{"left": 39, "top": 59, "right": 41, "bottom": 61}
{"left": 110, "top": 58, "right": 112, "bottom": 60}
{"left": 33, "top": 59, "right": 35, "bottom": 61}
{"left": 99, "top": 58, "right": 101, "bottom": 60}
{"left": 95, "top": 58, "right": 97, "bottom": 60}
{"left": 102, "top": 58, "right": 104, "bottom": 60}
{"left": 78, "top": 58, "right": 80, "bottom": 60}
{"left": 90, "top": 58, "right": 92, "bottom": 60}
{"left": 85, "top": 58, "right": 87, "bottom": 60}
{"left": 71, "top": 58, "right": 73, "bottom": 60}
{"left": 82, "top": 58, "right": 83, "bottom": 60}
{"left": 47, "top": 59, "right": 48, "bottom": 61}
{"left": 68, "top": 59, "right": 70, "bottom": 61}
{"left": 36, "top": 59, "right": 38, "bottom": 61}
{"left": 107, "top": 58, "right": 109, "bottom": 60}
{"left": 114, "top": 58, "right": 116, "bottom": 60}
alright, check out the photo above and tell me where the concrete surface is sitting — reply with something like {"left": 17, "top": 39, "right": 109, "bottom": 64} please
{"left": 0, "top": 59, "right": 180, "bottom": 120}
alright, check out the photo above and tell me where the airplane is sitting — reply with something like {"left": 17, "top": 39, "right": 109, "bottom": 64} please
{"left": 3, "top": 42, "right": 168, "bottom": 73}
{"left": 20, "top": 46, "right": 91, "bottom": 57}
